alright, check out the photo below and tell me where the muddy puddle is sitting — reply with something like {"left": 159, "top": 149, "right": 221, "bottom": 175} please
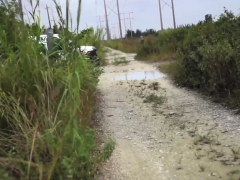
{"left": 112, "top": 70, "right": 166, "bottom": 81}
{"left": 126, "top": 57, "right": 135, "bottom": 61}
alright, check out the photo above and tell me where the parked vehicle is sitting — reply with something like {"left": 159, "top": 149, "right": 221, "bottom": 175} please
{"left": 79, "top": 46, "right": 100, "bottom": 65}
{"left": 31, "top": 34, "right": 101, "bottom": 65}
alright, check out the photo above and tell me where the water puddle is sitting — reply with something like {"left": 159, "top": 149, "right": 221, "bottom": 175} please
{"left": 126, "top": 57, "right": 135, "bottom": 61}
{"left": 112, "top": 71, "right": 166, "bottom": 81}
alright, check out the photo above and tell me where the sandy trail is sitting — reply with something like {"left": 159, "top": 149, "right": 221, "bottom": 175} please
{"left": 96, "top": 48, "right": 240, "bottom": 180}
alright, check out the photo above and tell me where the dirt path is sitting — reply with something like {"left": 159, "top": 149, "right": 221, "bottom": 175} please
{"left": 96, "top": 48, "right": 240, "bottom": 180}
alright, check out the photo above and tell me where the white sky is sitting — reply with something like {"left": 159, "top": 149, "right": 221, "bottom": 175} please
{"left": 22, "top": 0, "right": 240, "bottom": 37}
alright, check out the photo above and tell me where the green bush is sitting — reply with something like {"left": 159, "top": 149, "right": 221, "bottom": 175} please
{"left": 151, "top": 9, "right": 240, "bottom": 107}
{"left": 0, "top": 0, "right": 113, "bottom": 179}
{"left": 135, "top": 27, "right": 190, "bottom": 60}
{"left": 177, "top": 9, "right": 240, "bottom": 101}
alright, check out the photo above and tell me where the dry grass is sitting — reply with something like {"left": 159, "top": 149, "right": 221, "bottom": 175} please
{"left": 105, "top": 39, "right": 141, "bottom": 53}
{"left": 158, "top": 61, "right": 180, "bottom": 79}
{"left": 146, "top": 52, "right": 176, "bottom": 62}
{"left": 112, "top": 60, "right": 129, "bottom": 66}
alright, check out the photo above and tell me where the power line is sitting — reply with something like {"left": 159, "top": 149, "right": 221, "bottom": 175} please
{"left": 116, "top": 0, "right": 123, "bottom": 39}
{"left": 158, "top": 0, "right": 164, "bottom": 32}
{"left": 161, "top": 0, "right": 171, "bottom": 8}
{"left": 171, "top": 0, "right": 176, "bottom": 29}
{"left": 103, "top": 0, "right": 111, "bottom": 40}
{"left": 45, "top": 5, "right": 52, "bottom": 28}
{"left": 112, "top": 26, "right": 118, "bottom": 39}
{"left": 121, "top": 12, "right": 134, "bottom": 38}
{"left": 97, "top": 15, "right": 104, "bottom": 28}
{"left": 128, "top": 12, "right": 134, "bottom": 38}
{"left": 107, "top": 4, "right": 118, "bottom": 16}
{"left": 160, "top": 0, "right": 176, "bottom": 29}
{"left": 50, "top": 4, "right": 56, "bottom": 25}
{"left": 121, "top": 13, "right": 128, "bottom": 39}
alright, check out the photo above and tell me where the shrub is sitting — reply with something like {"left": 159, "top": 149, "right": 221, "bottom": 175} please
{"left": 152, "top": 9, "right": 240, "bottom": 107}
{"left": 135, "top": 27, "right": 190, "bottom": 60}
{"left": 177, "top": 9, "right": 240, "bottom": 100}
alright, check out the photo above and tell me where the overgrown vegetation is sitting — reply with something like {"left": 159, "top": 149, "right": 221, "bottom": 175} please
{"left": 105, "top": 38, "right": 141, "bottom": 53}
{"left": 0, "top": 0, "right": 113, "bottom": 179}
{"left": 107, "top": 9, "right": 240, "bottom": 108}
{"left": 105, "top": 28, "right": 157, "bottom": 54}
{"left": 143, "top": 93, "right": 165, "bottom": 107}
{"left": 135, "top": 27, "right": 190, "bottom": 61}
{"left": 157, "top": 9, "right": 240, "bottom": 108}
{"left": 112, "top": 60, "right": 129, "bottom": 66}
{"left": 125, "top": 28, "right": 156, "bottom": 38}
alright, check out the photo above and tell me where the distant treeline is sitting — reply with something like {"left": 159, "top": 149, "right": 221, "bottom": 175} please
{"left": 125, "top": 14, "right": 214, "bottom": 38}
{"left": 125, "top": 29, "right": 156, "bottom": 38}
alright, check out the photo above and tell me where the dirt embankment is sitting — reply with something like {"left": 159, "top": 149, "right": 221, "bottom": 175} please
{"left": 95, "top": 48, "right": 240, "bottom": 180}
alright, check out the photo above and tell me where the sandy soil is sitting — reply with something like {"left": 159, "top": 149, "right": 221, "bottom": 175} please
{"left": 95, "top": 48, "right": 240, "bottom": 180}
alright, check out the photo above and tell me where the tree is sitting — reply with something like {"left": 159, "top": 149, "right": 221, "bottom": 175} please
{"left": 126, "top": 30, "right": 135, "bottom": 38}
{"left": 205, "top": 14, "right": 213, "bottom": 22}
{"left": 135, "top": 29, "right": 142, "bottom": 37}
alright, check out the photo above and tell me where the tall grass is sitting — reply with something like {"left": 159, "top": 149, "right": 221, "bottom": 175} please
{"left": 0, "top": 0, "right": 113, "bottom": 179}
{"left": 105, "top": 38, "right": 141, "bottom": 53}
{"left": 105, "top": 35, "right": 178, "bottom": 61}
{"left": 135, "top": 28, "right": 190, "bottom": 61}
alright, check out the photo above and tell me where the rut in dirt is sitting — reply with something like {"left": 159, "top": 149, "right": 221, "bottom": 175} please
{"left": 96, "top": 48, "right": 240, "bottom": 180}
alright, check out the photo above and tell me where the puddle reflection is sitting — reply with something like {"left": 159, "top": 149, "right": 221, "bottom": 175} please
{"left": 112, "top": 71, "right": 166, "bottom": 81}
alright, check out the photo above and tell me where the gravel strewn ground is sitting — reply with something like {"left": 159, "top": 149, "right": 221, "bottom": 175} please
{"left": 96, "top": 48, "right": 240, "bottom": 180}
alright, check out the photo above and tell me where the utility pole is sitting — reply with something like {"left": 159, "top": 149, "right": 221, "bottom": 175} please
{"left": 158, "top": 0, "right": 164, "bottom": 32}
{"left": 51, "top": 5, "right": 56, "bottom": 25}
{"left": 116, "top": 0, "right": 123, "bottom": 39}
{"left": 97, "top": 15, "right": 102, "bottom": 28}
{"left": 121, "top": 12, "right": 134, "bottom": 38}
{"left": 103, "top": 0, "right": 111, "bottom": 40}
{"left": 45, "top": 5, "right": 52, "bottom": 28}
{"left": 18, "top": 0, "right": 24, "bottom": 22}
{"left": 112, "top": 26, "right": 118, "bottom": 39}
{"left": 100, "top": 19, "right": 107, "bottom": 40}
{"left": 171, "top": 0, "right": 176, "bottom": 29}
{"left": 122, "top": 13, "right": 127, "bottom": 39}
{"left": 128, "top": 12, "right": 134, "bottom": 38}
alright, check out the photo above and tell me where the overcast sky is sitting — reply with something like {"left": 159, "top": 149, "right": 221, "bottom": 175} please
{"left": 22, "top": 0, "right": 240, "bottom": 37}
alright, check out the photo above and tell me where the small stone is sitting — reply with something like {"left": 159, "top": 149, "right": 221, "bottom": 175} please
{"left": 176, "top": 165, "right": 182, "bottom": 170}
{"left": 211, "top": 172, "right": 217, "bottom": 176}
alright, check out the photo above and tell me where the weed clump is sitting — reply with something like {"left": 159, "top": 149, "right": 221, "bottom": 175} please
{"left": 143, "top": 93, "right": 166, "bottom": 107}
{"left": 148, "top": 82, "right": 159, "bottom": 91}
{"left": 112, "top": 59, "right": 129, "bottom": 66}
{"left": 231, "top": 148, "right": 240, "bottom": 161}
